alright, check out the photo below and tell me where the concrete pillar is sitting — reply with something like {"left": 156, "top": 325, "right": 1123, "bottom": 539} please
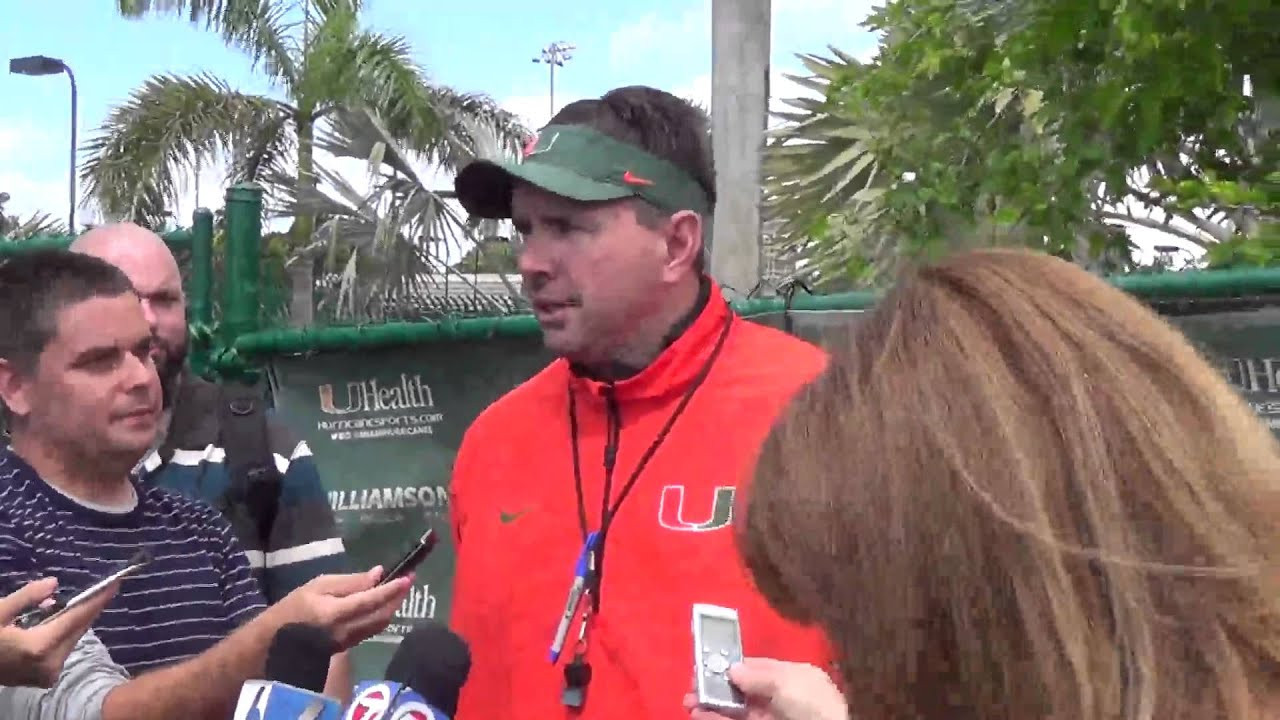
{"left": 287, "top": 260, "right": 315, "bottom": 327}
{"left": 709, "top": 0, "right": 771, "bottom": 297}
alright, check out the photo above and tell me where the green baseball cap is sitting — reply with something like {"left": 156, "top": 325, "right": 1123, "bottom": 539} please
{"left": 455, "top": 124, "right": 713, "bottom": 220}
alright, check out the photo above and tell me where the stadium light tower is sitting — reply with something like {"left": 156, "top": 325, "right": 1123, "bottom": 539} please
{"left": 533, "top": 42, "right": 575, "bottom": 119}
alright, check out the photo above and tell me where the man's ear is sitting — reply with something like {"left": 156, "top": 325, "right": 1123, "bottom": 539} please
{"left": 0, "top": 358, "right": 33, "bottom": 418}
{"left": 661, "top": 209, "right": 704, "bottom": 282}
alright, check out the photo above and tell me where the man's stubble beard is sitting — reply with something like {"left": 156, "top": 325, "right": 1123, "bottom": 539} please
{"left": 157, "top": 337, "right": 189, "bottom": 409}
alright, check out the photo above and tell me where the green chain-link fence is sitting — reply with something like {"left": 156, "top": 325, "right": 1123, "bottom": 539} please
{"left": 8, "top": 181, "right": 1280, "bottom": 678}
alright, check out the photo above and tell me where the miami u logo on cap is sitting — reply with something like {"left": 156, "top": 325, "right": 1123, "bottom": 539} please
{"left": 521, "top": 132, "right": 560, "bottom": 161}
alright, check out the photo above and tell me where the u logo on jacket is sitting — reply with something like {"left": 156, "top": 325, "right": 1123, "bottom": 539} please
{"left": 658, "top": 485, "right": 736, "bottom": 532}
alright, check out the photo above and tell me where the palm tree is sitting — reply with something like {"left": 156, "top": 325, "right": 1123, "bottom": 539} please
{"left": 0, "top": 192, "right": 66, "bottom": 240}
{"left": 88, "top": 0, "right": 528, "bottom": 253}
{"left": 275, "top": 105, "right": 525, "bottom": 322}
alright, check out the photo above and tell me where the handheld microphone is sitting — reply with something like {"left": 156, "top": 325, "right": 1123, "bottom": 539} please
{"left": 343, "top": 622, "right": 471, "bottom": 720}
{"left": 233, "top": 623, "right": 343, "bottom": 720}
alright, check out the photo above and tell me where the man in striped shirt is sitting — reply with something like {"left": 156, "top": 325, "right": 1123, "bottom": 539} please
{"left": 71, "top": 224, "right": 348, "bottom": 602}
{"left": 0, "top": 250, "right": 409, "bottom": 719}
{"left": 73, "top": 225, "right": 352, "bottom": 689}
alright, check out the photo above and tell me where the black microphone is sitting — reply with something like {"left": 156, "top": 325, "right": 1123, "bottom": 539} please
{"left": 267, "top": 623, "right": 338, "bottom": 692}
{"left": 232, "top": 623, "right": 341, "bottom": 720}
{"left": 344, "top": 622, "right": 471, "bottom": 720}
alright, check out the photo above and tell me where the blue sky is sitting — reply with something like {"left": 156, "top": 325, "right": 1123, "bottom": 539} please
{"left": 0, "top": 0, "right": 881, "bottom": 224}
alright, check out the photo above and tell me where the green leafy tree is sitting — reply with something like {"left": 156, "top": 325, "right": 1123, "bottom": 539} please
{"left": 767, "top": 0, "right": 1279, "bottom": 285}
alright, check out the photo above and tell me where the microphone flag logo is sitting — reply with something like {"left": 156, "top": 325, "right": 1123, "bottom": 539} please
{"left": 344, "top": 682, "right": 440, "bottom": 720}
{"left": 347, "top": 684, "right": 391, "bottom": 720}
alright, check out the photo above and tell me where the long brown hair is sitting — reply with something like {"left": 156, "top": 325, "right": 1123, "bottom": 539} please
{"left": 743, "top": 248, "right": 1280, "bottom": 719}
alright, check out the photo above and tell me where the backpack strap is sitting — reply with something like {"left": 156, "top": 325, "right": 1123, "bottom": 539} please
{"left": 216, "top": 382, "right": 282, "bottom": 552}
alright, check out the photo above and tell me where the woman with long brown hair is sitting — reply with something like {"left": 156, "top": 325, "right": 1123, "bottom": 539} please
{"left": 698, "top": 248, "right": 1280, "bottom": 720}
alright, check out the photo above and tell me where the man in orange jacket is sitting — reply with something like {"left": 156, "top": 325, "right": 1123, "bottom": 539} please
{"left": 449, "top": 85, "right": 834, "bottom": 719}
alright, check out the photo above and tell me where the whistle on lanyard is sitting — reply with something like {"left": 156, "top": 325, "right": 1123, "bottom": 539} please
{"left": 549, "top": 531, "right": 599, "bottom": 663}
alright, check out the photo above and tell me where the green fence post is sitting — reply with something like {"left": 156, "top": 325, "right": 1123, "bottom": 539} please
{"left": 189, "top": 208, "right": 215, "bottom": 329}
{"left": 223, "top": 182, "right": 264, "bottom": 346}
{"left": 187, "top": 208, "right": 215, "bottom": 377}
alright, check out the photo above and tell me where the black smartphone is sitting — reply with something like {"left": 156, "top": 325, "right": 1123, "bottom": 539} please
{"left": 378, "top": 529, "right": 436, "bottom": 586}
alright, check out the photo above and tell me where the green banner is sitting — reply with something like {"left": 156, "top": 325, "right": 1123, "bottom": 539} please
{"left": 266, "top": 337, "right": 550, "bottom": 678}
{"left": 1165, "top": 306, "right": 1280, "bottom": 434}
{"left": 262, "top": 304, "right": 1280, "bottom": 679}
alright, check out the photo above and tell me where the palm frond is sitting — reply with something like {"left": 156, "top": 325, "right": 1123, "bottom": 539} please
{"left": 276, "top": 107, "right": 520, "bottom": 321}
{"left": 80, "top": 73, "right": 291, "bottom": 221}
{"left": 419, "top": 87, "right": 529, "bottom": 168}
{"left": 310, "top": 0, "right": 365, "bottom": 21}
{"left": 302, "top": 12, "right": 528, "bottom": 167}
{"left": 337, "top": 30, "right": 441, "bottom": 143}
{"left": 764, "top": 52, "right": 895, "bottom": 286}
{"left": 1, "top": 210, "right": 66, "bottom": 240}
{"left": 316, "top": 106, "right": 419, "bottom": 178}
{"left": 116, "top": 0, "right": 298, "bottom": 86}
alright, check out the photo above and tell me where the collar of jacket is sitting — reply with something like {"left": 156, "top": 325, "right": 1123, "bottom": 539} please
{"left": 157, "top": 369, "right": 222, "bottom": 457}
{"left": 564, "top": 276, "right": 733, "bottom": 403}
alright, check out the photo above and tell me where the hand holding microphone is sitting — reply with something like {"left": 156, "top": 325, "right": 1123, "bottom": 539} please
{"left": 344, "top": 621, "right": 471, "bottom": 720}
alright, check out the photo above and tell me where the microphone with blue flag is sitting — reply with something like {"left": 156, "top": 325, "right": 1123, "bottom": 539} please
{"left": 342, "top": 622, "right": 471, "bottom": 720}
{"left": 232, "top": 623, "right": 343, "bottom": 720}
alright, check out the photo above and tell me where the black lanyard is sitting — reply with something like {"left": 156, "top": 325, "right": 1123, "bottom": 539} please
{"left": 567, "top": 309, "right": 734, "bottom": 609}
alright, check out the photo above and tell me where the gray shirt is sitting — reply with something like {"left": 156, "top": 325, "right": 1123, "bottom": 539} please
{"left": 0, "top": 630, "right": 129, "bottom": 720}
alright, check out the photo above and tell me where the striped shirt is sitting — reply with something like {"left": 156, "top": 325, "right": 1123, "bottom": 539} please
{"left": 0, "top": 630, "right": 128, "bottom": 720}
{"left": 0, "top": 449, "right": 266, "bottom": 677}
{"left": 137, "top": 374, "right": 347, "bottom": 603}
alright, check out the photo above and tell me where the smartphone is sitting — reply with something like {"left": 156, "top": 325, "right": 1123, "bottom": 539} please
{"left": 692, "top": 603, "right": 747, "bottom": 717}
{"left": 14, "top": 548, "right": 152, "bottom": 629}
{"left": 378, "top": 528, "right": 436, "bottom": 586}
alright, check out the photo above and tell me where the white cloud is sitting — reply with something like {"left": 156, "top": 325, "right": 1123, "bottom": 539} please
{"left": 773, "top": 0, "right": 882, "bottom": 26}
{"left": 0, "top": 170, "right": 69, "bottom": 226}
{"left": 607, "top": 0, "right": 710, "bottom": 71}
{"left": 605, "top": 0, "right": 881, "bottom": 78}
{"left": 667, "top": 69, "right": 823, "bottom": 129}
{"left": 501, "top": 92, "right": 577, "bottom": 134}
{"left": 0, "top": 121, "right": 71, "bottom": 224}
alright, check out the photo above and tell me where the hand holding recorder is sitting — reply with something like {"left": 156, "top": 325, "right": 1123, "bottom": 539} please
{"left": 0, "top": 576, "right": 120, "bottom": 689}
{"left": 685, "top": 604, "right": 846, "bottom": 720}
{"left": 685, "top": 658, "right": 847, "bottom": 720}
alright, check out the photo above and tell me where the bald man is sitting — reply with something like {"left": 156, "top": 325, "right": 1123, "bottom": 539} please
{"left": 70, "top": 225, "right": 349, "bottom": 603}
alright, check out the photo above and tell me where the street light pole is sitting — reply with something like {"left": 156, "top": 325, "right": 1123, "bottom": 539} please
{"left": 532, "top": 42, "right": 575, "bottom": 121}
{"left": 66, "top": 67, "right": 77, "bottom": 231}
{"left": 9, "top": 55, "right": 78, "bottom": 231}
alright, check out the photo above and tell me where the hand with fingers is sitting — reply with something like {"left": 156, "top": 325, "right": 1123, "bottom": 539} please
{"left": 270, "top": 567, "right": 413, "bottom": 650}
{"left": 684, "top": 658, "right": 848, "bottom": 720}
{"left": 0, "top": 576, "right": 120, "bottom": 688}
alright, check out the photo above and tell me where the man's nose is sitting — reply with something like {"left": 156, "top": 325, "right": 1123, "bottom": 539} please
{"left": 123, "top": 351, "right": 156, "bottom": 391}
{"left": 140, "top": 299, "right": 159, "bottom": 329}
{"left": 517, "top": 235, "right": 555, "bottom": 278}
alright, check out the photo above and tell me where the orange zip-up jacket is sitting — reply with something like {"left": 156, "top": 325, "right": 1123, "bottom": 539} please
{"left": 449, "top": 283, "right": 831, "bottom": 719}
